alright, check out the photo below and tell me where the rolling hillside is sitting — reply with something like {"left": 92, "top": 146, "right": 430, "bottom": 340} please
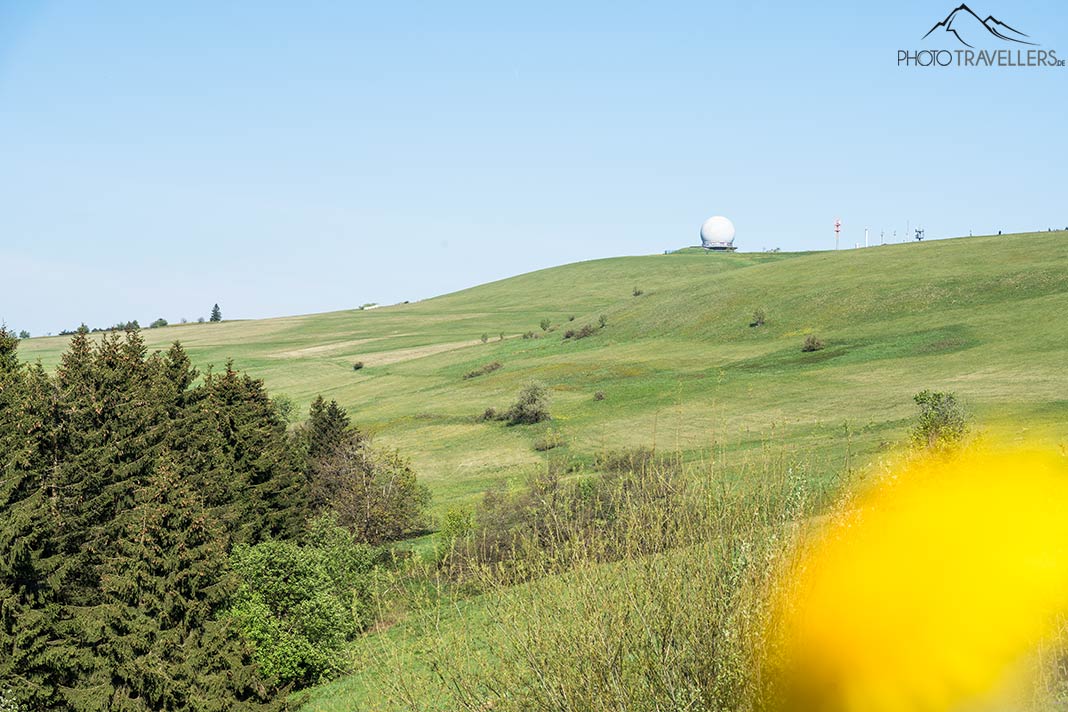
{"left": 19, "top": 231, "right": 1068, "bottom": 511}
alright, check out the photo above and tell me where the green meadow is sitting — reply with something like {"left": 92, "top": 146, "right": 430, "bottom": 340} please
{"left": 21, "top": 230, "right": 1068, "bottom": 513}
{"left": 19, "top": 229, "right": 1068, "bottom": 710}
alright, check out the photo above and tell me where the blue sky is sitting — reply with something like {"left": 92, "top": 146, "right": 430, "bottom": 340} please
{"left": 2, "top": 1, "right": 1066, "bottom": 334}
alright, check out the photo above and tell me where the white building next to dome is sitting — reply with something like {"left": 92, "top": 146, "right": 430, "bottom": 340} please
{"left": 700, "top": 216, "right": 737, "bottom": 251}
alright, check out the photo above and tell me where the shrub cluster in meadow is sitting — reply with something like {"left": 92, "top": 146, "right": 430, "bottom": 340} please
{"left": 462, "top": 361, "right": 502, "bottom": 380}
{"left": 479, "top": 382, "right": 552, "bottom": 426}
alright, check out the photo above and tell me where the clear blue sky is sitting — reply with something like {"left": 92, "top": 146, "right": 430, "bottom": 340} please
{"left": 2, "top": 1, "right": 1066, "bottom": 335}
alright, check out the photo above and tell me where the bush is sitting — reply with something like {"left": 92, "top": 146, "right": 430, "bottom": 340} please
{"left": 229, "top": 515, "right": 380, "bottom": 688}
{"left": 595, "top": 446, "right": 659, "bottom": 474}
{"left": 522, "top": 331, "right": 537, "bottom": 339}
{"left": 480, "top": 333, "right": 489, "bottom": 344}
{"left": 533, "top": 430, "right": 564, "bottom": 452}
{"left": 463, "top": 361, "right": 502, "bottom": 380}
{"left": 598, "top": 314, "right": 608, "bottom": 328}
{"left": 593, "top": 391, "right": 606, "bottom": 401}
{"left": 311, "top": 435, "right": 431, "bottom": 544}
{"left": 539, "top": 318, "right": 551, "bottom": 332}
{"left": 479, "top": 407, "right": 499, "bottom": 422}
{"left": 149, "top": 318, "right": 168, "bottom": 328}
{"left": 563, "top": 322, "right": 598, "bottom": 339}
{"left": 563, "top": 324, "right": 597, "bottom": 341}
{"left": 271, "top": 393, "right": 298, "bottom": 424}
{"left": 801, "top": 334, "right": 824, "bottom": 352}
{"left": 436, "top": 507, "right": 475, "bottom": 561}
{"left": 911, "top": 390, "right": 968, "bottom": 450}
{"left": 568, "top": 315, "right": 576, "bottom": 322}
{"left": 632, "top": 286, "right": 644, "bottom": 297}
{"left": 750, "top": 309, "right": 766, "bottom": 328}
{"left": 575, "top": 324, "right": 597, "bottom": 339}
{"left": 352, "top": 361, "right": 365, "bottom": 371}
{"left": 504, "top": 382, "right": 551, "bottom": 425}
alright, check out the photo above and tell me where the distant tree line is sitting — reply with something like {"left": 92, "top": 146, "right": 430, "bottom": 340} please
{"left": 0, "top": 326, "right": 428, "bottom": 709}
{"left": 50, "top": 304, "right": 223, "bottom": 337}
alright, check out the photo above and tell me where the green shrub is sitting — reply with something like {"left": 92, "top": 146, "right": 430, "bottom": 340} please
{"left": 463, "top": 361, "right": 502, "bottom": 380}
{"left": 563, "top": 323, "right": 598, "bottom": 340}
{"left": 632, "top": 286, "right": 644, "bottom": 297}
{"left": 911, "top": 390, "right": 968, "bottom": 450}
{"left": 229, "top": 515, "right": 380, "bottom": 688}
{"left": 801, "top": 334, "right": 824, "bottom": 352}
{"left": 311, "top": 435, "right": 431, "bottom": 544}
{"left": 271, "top": 393, "right": 298, "bottom": 424}
{"left": 593, "top": 391, "right": 606, "bottom": 401}
{"left": 532, "top": 430, "right": 564, "bottom": 452}
{"left": 750, "top": 309, "right": 766, "bottom": 327}
{"left": 149, "top": 317, "right": 168, "bottom": 328}
{"left": 568, "top": 315, "right": 576, "bottom": 322}
{"left": 504, "top": 382, "right": 551, "bottom": 425}
{"left": 595, "top": 446, "right": 658, "bottom": 474}
{"left": 479, "top": 407, "right": 499, "bottom": 422}
{"left": 598, "top": 314, "right": 608, "bottom": 328}
{"left": 480, "top": 333, "right": 489, "bottom": 344}
{"left": 574, "top": 323, "right": 597, "bottom": 339}
{"left": 539, "top": 318, "right": 551, "bottom": 332}
{"left": 352, "top": 361, "right": 365, "bottom": 371}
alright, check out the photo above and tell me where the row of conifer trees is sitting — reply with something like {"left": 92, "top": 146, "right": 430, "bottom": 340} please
{"left": 0, "top": 327, "right": 412, "bottom": 710}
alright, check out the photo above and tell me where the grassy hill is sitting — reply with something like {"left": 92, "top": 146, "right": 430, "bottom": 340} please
{"left": 20, "top": 231, "right": 1068, "bottom": 514}
{"left": 19, "top": 230, "right": 1068, "bottom": 710}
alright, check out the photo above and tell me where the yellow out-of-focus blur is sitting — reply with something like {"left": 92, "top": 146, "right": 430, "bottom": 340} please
{"left": 769, "top": 447, "right": 1068, "bottom": 712}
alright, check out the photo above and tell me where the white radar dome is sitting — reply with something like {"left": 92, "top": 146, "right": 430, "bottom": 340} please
{"left": 700, "top": 216, "right": 736, "bottom": 247}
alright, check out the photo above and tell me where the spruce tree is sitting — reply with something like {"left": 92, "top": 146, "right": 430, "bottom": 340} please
{"left": 0, "top": 329, "right": 65, "bottom": 708}
{"left": 210, "top": 304, "right": 222, "bottom": 322}
{"left": 201, "top": 363, "right": 307, "bottom": 542}
{"left": 80, "top": 459, "right": 283, "bottom": 711}
{"left": 0, "top": 330, "right": 302, "bottom": 708}
{"left": 305, "top": 396, "right": 352, "bottom": 461}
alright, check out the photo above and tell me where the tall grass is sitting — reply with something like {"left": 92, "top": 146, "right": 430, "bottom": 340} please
{"left": 337, "top": 444, "right": 1068, "bottom": 712}
{"left": 359, "top": 454, "right": 813, "bottom": 712}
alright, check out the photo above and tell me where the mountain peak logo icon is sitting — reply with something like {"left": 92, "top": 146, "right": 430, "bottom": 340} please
{"left": 922, "top": 4, "right": 1037, "bottom": 48}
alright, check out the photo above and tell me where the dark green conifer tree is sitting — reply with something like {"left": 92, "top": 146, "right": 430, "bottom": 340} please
{"left": 201, "top": 363, "right": 307, "bottom": 542}
{"left": 0, "top": 329, "right": 64, "bottom": 708}
{"left": 305, "top": 396, "right": 352, "bottom": 461}
{"left": 78, "top": 459, "right": 283, "bottom": 711}
{"left": 0, "top": 330, "right": 299, "bottom": 709}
